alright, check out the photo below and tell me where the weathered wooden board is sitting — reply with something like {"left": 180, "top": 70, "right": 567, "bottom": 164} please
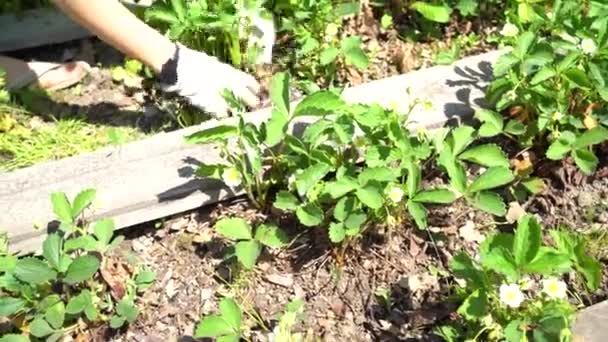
{"left": 0, "top": 50, "right": 503, "bottom": 254}
{"left": 0, "top": 1, "right": 155, "bottom": 53}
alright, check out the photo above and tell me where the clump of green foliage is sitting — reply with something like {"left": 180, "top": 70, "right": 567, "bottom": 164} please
{"left": 488, "top": 0, "right": 608, "bottom": 174}
{"left": 0, "top": 189, "right": 155, "bottom": 341}
{"left": 143, "top": 0, "right": 273, "bottom": 67}
{"left": 186, "top": 73, "right": 519, "bottom": 251}
{"left": 437, "top": 214, "right": 601, "bottom": 341}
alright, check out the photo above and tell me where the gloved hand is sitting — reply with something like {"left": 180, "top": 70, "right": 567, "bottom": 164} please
{"left": 159, "top": 44, "right": 261, "bottom": 118}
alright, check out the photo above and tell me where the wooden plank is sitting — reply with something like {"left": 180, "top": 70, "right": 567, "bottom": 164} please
{"left": 0, "top": 1, "right": 155, "bottom": 53}
{"left": 0, "top": 50, "right": 503, "bottom": 254}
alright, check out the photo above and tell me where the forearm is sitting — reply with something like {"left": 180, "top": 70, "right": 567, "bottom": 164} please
{"left": 51, "top": 0, "right": 174, "bottom": 73}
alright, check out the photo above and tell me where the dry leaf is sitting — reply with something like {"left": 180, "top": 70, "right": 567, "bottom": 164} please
{"left": 265, "top": 274, "right": 294, "bottom": 288}
{"left": 584, "top": 115, "right": 598, "bottom": 129}
{"left": 458, "top": 221, "right": 484, "bottom": 243}
{"left": 508, "top": 105, "right": 529, "bottom": 123}
{"left": 100, "top": 257, "right": 133, "bottom": 301}
{"left": 511, "top": 151, "right": 534, "bottom": 177}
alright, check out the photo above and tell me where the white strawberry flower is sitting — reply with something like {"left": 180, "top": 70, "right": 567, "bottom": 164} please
{"left": 500, "top": 23, "right": 519, "bottom": 37}
{"left": 542, "top": 278, "right": 568, "bottom": 299}
{"left": 581, "top": 38, "right": 597, "bottom": 55}
{"left": 499, "top": 283, "right": 525, "bottom": 308}
{"left": 222, "top": 168, "right": 242, "bottom": 187}
{"left": 388, "top": 186, "right": 404, "bottom": 203}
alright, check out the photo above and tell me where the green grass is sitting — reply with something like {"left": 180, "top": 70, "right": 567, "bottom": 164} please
{"left": 0, "top": 113, "right": 141, "bottom": 171}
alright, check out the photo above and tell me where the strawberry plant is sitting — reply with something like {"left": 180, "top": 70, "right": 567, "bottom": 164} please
{"left": 0, "top": 189, "right": 155, "bottom": 340}
{"left": 437, "top": 214, "right": 601, "bottom": 341}
{"left": 270, "top": 0, "right": 368, "bottom": 89}
{"left": 214, "top": 217, "right": 289, "bottom": 269}
{"left": 187, "top": 72, "right": 515, "bottom": 249}
{"left": 143, "top": 0, "right": 274, "bottom": 67}
{"left": 488, "top": 1, "right": 608, "bottom": 174}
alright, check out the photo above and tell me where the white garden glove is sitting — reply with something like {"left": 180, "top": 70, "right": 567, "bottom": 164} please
{"left": 159, "top": 44, "right": 261, "bottom": 118}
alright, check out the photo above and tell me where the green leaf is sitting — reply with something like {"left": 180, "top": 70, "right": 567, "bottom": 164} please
{"left": 50, "top": 192, "right": 72, "bottom": 223}
{"left": 93, "top": 219, "right": 115, "bottom": 247}
{"left": 270, "top": 72, "right": 290, "bottom": 116}
{"left": 334, "top": 196, "right": 355, "bottom": 222}
{"left": 475, "top": 109, "right": 504, "bottom": 137}
{"left": 170, "top": 0, "right": 186, "bottom": 21}
{"left": 63, "top": 235, "right": 97, "bottom": 252}
{"left": 71, "top": 188, "right": 96, "bottom": 218}
{"left": 574, "top": 126, "right": 608, "bottom": 148}
{"left": 457, "top": 289, "right": 487, "bottom": 320}
{"left": 296, "top": 204, "right": 324, "bottom": 227}
{"left": 408, "top": 201, "right": 428, "bottom": 229}
{"left": 406, "top": 162, "right": 421, "bottom": 198}
{"left": 468, "top": 167, "right": 514, "bottom": 193}
{"left": 109, "top": 315, "right": 126, "bottom": 329}
{"left": 43, "top": 233, "right": 63, "bottom": 271}
{"left": 341, "top": 36, "right": 369, "bottom": 69}
{"left": 469, "top": 191, "right": 507, "bottom": 216}
{"left": 326, "top": 177, "right": 359, "bottom": 198}
{"left": 235, "top": 241, "right": 262, "bottom": 269}
{"left": 589, "top": 62, "right": 605, "bottom": 87}
{"left": 450, "top": 253, "right": 483, "bottom": 288}
{"left": 274, "top": 191, "right": 300, "bottom": 211}
{"left": 135, "top": 269, "right": 156, "bottom": 289}
{"left": 335, "top": 2, "right": 360, "bottom": 16}
{"left": 411, "top": 1, "right": 453, "bottom": 23}
{"left": 215, "top": 218, "right": 252, "bottom": 240}
{"left": 254, "top": 224, "right": 289, "bottom": 248}
{"left": 456, "top": 0, "right": 478, "bottom": 16}
{"left": 30, "top": 318, "right": 54, "bottom": 337}
{"left": 344, "top": 211, "right": 366, "bottom": 233}
{"left": 546, "top": 138, "right": 572, "bottom": 160}
{"left": 514, "top": 31, "right": 535, "bottom": 59}
{"left": 66, "top": 291, "right": 91, "bottom": 314}
{"left": 356, "top": 185, "right": 384, "bottom": 209}
{"left": 412, "top": 189, "right": 456, "bottom": 204}
{"left": 575, "top": 243, "right": 602, "bottom": 291}
{"left": 320, "top": 47, "right": 339, "bottom": 65}
{"left": 459, "top": 144, "right": 509, "bottom": 168}
{"left": 481, "top": 247, "right": 518, "bottom": 280}
{"left": 185, "top": 125, "right": 238, "bottom": 144}
{"left": 573, "top": 149, "right": 599, "bottom": 175}
{"left": 524, "top": 249, "right": 572, "bottom": 274}
{"left": 0, "top": 297, "right": 25, "bottom": 317}
{"left": 358, "top": 167, "right": 398, "bottom": 186}
{"left": 219, "top": 298, "right": 241, "bottom": 330}
{"left": 470, "top": 169, "right": 515, "bottom": 198}
{"left": 14, "top": 257, "right": 57, "bottom": 284}
{"left": 329, "top": 222, "right": 346, "bottom": 243}
{"left": 116, "top": 299, "right": 138, "bottom": 323}
{"left": 0, "top": 334, "right": 29, "bottom": 342}
{"left": 45, "top": 301, "right": 65, "bottom": 329}
{"left": 195, "top": 164, "right": 224, "bottom": 179}
{"left": 438, "top": 148, "right": 467, "bottom": 194}
{"left": 265, "top": 109, "right": 289, "bottom": 147}
{"left": 293, "top": 91, "right": 346, "bottom": 117}
{"left": 531, "top": 66, "right": 557, "bottom": 85}
{"left": 504, "top": 120, "right": 526, "bottom": 135}
{"left": 296, "top": 163, "right": 332, "bottom": 197}
{"left": 504, "top": 320, "right": 525, "bottom": 342}
{"left": 513, "top": 215, "right": 541, "bottom": 267}
{"left": 0, "top": 255, "right": 17, "bottom": 273}
{"left": 563, "top": 69, "right": 592, "bottom": 88}
{"left": 64, "top": 255, "right": 100, "bottom": 284}
{"left": 451, "top": 126, "right": 476, "bottom": 156}
{"left": 195, "top": 315, "right": 234, "bottom": 338}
